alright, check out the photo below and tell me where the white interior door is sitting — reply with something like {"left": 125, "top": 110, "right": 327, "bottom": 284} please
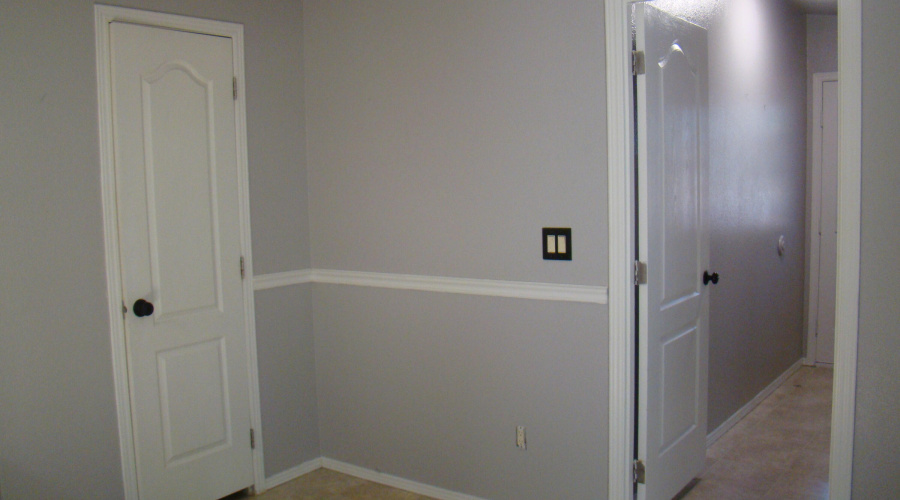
{"left": 110, "top": 21, "right": 254, "bottom": 499}
{"left": 814, "top": 76, "right": 839, "bottom": 365}
{"left": 635, "top": 4, "right": 709, "bottom": 499}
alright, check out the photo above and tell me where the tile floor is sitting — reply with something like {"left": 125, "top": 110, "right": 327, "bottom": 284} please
{"left": 681, "top": 365, "right": 833, "bottom": 500}
{"left": 239, "top": 366, "right": 832, "bottom": 500}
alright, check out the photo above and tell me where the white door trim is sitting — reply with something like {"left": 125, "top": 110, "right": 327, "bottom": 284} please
{"left": 604, "top": 2, "right": 861, "bottom": 499}
{"left": 94, "top": 6, "right": 266, "bottom": 498}
{"left": 806, "top": 71, "right": 840, "bottom": 366}
{"left": 829, "top": 3, "right": 862, "bottom": 497}
{"left": 604, "top": 2, "right": 637, "bottom": 497}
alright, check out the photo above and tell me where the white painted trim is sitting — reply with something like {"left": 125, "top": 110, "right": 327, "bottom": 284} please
{"left": 94, "top": 7, "right": 139, "bottom": 497}
{"left": 605, "top": 1, "right": 861, "bottom": 499}
{"left": 252, "top": 269, "right": 608, "bottom": 304}
{"left": 313, "top": 269, "right": 607, "bottom": 304}
{"left": 322, "top": 458, "right": 487, "bottom": 500}
{"left": 806, "top": 72, "right": 840, "bottom": 366}
{"left": 605, "top": 1, "right": 638, "bottom": 499}
{"left": 94, "top": 6, "right": 266, "bottom": 497}
{"left": 230, "top": 20, "right": 268, "bottom": 493}
{"left": 706, "top": 360, "right": 803, "bottom": 447}
{"left": 830, "top": 1, "right": 862, "bottom": 498}
{"left": 253, "top": 269, "right": 314, "bottom": 290}
{"left": 263, "top": 458, "right": 323, "bottom": 491}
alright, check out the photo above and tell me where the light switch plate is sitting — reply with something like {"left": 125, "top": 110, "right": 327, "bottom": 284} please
{"left": 542, "top": 228, "right": 572, "bottom": 260}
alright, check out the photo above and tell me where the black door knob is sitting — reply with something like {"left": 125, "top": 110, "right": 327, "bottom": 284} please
{"left": 703, "top": 270, "right": 719, "bottom": 286}
{"left": 133, "top": 298, "right": 154, "bottom": 317}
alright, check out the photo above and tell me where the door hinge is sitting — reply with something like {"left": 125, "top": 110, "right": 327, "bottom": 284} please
{"left": 633, "top": 50, "right": 646, "bottom": 75}
{"left": 634, "top": 260, "right": 648, "bottom": 285}
{"left": 233, "top": 77, "right": 238, "bottom": 100}
{"left": 240, "top": 256, "right": 245, "bottom": 279}
{"left": 633, "top": 459, "right": 646, "bottom": 484}
{"left": 250, "top": 428, "right": 255, "bottom": 449}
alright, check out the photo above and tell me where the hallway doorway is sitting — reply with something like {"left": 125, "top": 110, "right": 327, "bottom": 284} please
{"left": 605, "top": 0, "right": 861, "bottom": 499}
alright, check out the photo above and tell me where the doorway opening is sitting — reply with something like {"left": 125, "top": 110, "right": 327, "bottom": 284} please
{"left": 605, "top": 0, "right": 861, "bottom": 499}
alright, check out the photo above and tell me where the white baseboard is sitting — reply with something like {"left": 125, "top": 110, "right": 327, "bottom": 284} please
{"left": 263, "top": 457, "right": 323, "bottom": 491}
{"left": 322, "top": 458, "right": 487, "bottom": 500}
{"left": 706, "top": 359, "right": 804, "bottom": 447}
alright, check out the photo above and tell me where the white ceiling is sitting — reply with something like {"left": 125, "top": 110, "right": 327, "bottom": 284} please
{"left": 791, "top": 0, "right": 838, "bottom": 14}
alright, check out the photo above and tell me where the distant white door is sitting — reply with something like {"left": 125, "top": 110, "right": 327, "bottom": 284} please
{"left": 110, "top": 21, "right": 254, "bottom": 499}
{"left": 634, "top": 4, "right": 709, "bottom": 500}
{"left": 810, "top": 73, "right": 839, "bottom": 365}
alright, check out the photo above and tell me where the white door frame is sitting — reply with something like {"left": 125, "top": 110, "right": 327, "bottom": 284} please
{"left": 94, "top": 6, "right": 265, "bottom": 498}
{"left": 806, "top": 71, "right": 840, "bottom": 366}
{"left": 604, "top": 1, "right": 861, "bottom": 499}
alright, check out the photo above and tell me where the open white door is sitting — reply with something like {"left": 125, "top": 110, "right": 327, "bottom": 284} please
{"left": 634, "top": 4, "right": 709, "bottom": 500}
{"left": 110, "top": 21, "right": 254, "bottom": 499}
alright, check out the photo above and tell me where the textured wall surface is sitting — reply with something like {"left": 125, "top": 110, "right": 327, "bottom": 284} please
{"left": 0, "top": 2, "right": 121, "bottom": 495}
{"left": 304, "top": 2, "right": 609, "bottom": 498}
{"left": 314, "top": 286, "right": 608, "bottom": 500}
{"left": 853, "top": 1, "right": 900, "bottom": 496}
{"left": 702, "top": 0, "right": 809, "bottom": 431}
{"left": 806, "top": 14, "right": 838, "bottom": 76}
{"left": 254, "top": 285, "right": 319, "bottom": 476}
{"left": 304, "top": 1, "right": 607, "bottom": 285}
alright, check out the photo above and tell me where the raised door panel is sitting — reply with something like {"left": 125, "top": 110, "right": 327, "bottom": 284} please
{"left": 142, "top": 62, "right": 223, "bottom": 319}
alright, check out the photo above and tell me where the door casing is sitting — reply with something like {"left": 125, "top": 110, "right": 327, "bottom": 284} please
{"left": 604, "top": 1, "right": 862, "bottom": 499}
{"left": 806, "top": 71, "right": 840, "bottom": 366}
{"left": 95, "top": 6, "right": 265, "bottom": 498}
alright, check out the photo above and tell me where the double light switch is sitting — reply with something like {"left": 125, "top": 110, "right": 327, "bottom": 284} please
{"left": 543, "top": 228, "right": 572, "bottom": 260}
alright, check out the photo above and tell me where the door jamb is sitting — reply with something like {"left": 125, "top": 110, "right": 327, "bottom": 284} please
{"left": 94, "top": 6, "right": 266, "bottom": 498}
{"left": 604, "top": 1, "right": 861, "bottom": 499}
{"left": 805, "top": 71, "right": 840, "bottom": 366}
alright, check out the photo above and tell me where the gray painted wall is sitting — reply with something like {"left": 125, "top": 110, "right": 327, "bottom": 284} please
{"left": 0, "top": 3, "right": 120, "bottom": 495}
{"left": 854, "top": 1, "right": 900, "bottom": 496}
{"left": 304, "top": 0, "right": 607, "bottom": 285}
{"left": 0, "top": 1, "right": 314, "bottom": 496}
{"left": 254, "top": 286, "right": 320, "bottom": 476}
{"left": 303, "top": 2, "right": 608, "bottom": 498}
{"left": 704, "top": 0, "right": 808, "bottom": 431}
{"left": 314, "top": 286, "right": 608, "bottom": 500}
{"left": 807, "top": 14, "right": 838, "bottom": 76}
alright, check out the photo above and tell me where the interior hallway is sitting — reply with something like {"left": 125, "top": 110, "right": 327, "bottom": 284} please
{"left": 682, "top": 366, "right": 833, "bottom": 500}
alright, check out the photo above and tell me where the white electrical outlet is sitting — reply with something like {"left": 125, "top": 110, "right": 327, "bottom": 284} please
{"left": 516, "top": 425, "right": 527, "bottom": 449}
